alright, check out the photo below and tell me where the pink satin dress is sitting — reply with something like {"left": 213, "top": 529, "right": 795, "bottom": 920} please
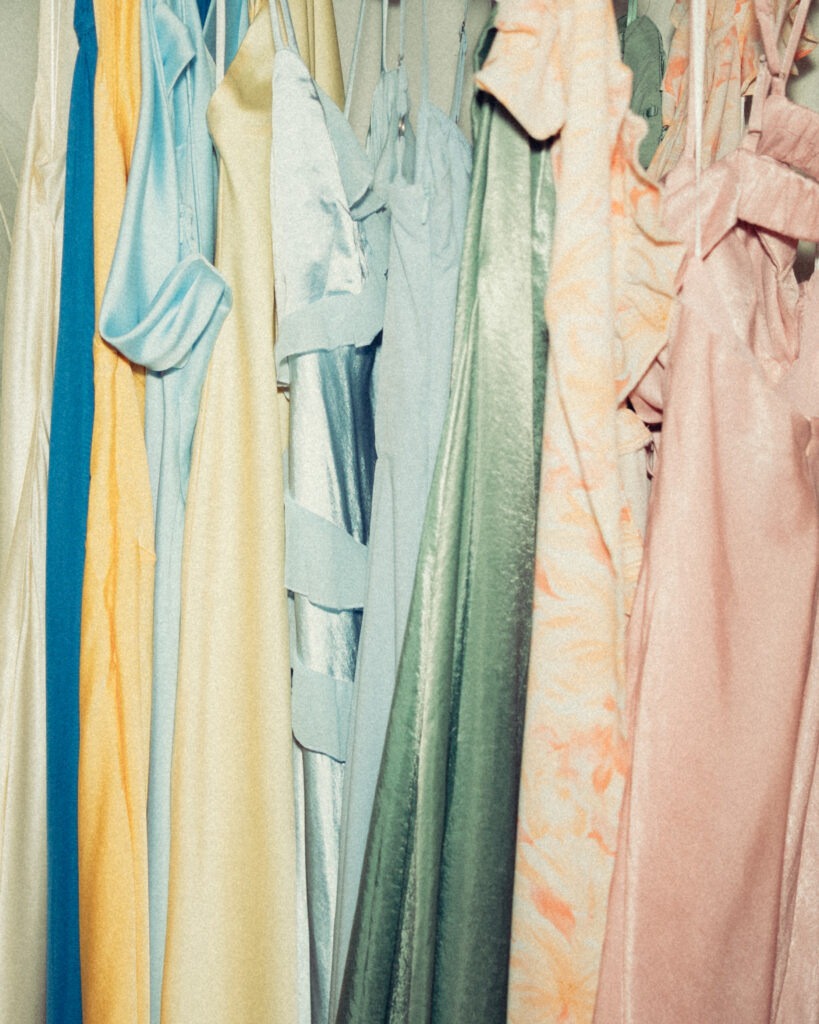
{"left": 594, "top": 1, "right": 819, "bottom": 1020}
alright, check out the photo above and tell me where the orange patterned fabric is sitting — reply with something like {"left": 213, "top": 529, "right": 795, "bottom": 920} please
{"left": 649, "top": 0, "right": 815, "bottom": 180}
{"left": 477, "top": 3, "right": 682, "bottom": 1021}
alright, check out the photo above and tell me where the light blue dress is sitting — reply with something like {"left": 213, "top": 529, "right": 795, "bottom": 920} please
{"left": 97, "top": 2, "right": 231, "bottom": 1020}
{"left": 268, "top": 2, "right": 409, "bottom": 1019}
{"left": 330, "top": 2, "right": 473, "bottom": 1016}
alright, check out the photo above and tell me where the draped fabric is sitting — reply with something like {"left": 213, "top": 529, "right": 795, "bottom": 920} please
{"left": 161, "top": 3, "right": 342, "bottom": 1020}
{"left": 44, "top": 1, "right": 97, "bottom": 1020}
{"left": 594, "top": 4, "right": 819, "bottom": 1016}
{"left": 77, "top": 1, "right": 150, "bottom": 1020}
{"left": 337, "top": 18, "right": 553, "bottom": 1023}
{"left": 0, "top": 0, "right": 76, "bottom": 1020}
{"left": 269, "top": 11, "right": 381, "bottom": 1017}
{"left": 477, "top": 2, "right": 681, "bottom": 1021}
{"left": 331, "top": 11, "right": 473, "bottom": 1013}
{"left": 95, "top": 2, "right": 230, "bottom": 1018}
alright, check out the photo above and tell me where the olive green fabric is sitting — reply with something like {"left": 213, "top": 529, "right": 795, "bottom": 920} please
{"left": 335, "top": 17, "right": 554, "bottom": 1024}
{"left": 618, "top": 13, "right": 666, "bottom": 168}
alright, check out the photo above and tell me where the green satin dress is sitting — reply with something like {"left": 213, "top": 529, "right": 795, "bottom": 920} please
{"left": 336, "top": 17, "right": 555, "bottom": 1024}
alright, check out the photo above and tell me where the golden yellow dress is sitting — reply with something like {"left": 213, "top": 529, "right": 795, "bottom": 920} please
{"left": 77, "top": 2, "right": 153, "bottom": 1022}
{"left": 161, "top": 2, "right": 342, "bottom": 1021}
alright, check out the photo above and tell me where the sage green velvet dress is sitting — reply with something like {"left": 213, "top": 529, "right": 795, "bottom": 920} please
{"left": 336, "top": 17, "right": 555, "bottom": 1024}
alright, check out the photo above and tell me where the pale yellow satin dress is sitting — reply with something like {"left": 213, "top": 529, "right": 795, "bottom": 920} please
{"left": 77, "top": 2, "right": 153, "bottom": 1022}
{"left": 161, "top": 2, "right": 342, "bottom": 1022}
{"left": 0, "top": 0, "right": 75, "bottom": 1020}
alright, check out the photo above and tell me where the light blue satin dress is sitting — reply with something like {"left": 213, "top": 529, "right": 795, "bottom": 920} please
{"left": 330, "top": 2, "right": 473, "bottom": 1016}
{"left": 268, "top": 1, "right": 409, "bottom": 1019}
{"left": 97, "top": 2, "right": 231, "bottom": 1020}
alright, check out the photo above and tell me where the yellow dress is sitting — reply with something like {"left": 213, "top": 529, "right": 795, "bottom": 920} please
{"left": 161, "top": 3, "right": 342, "bottom": 1021}
{"left": 478, "top": 2, "right": 681, "bottom": 1020}
{"left": 0, "top": 0, "right": 75, "bottom": 1019}
{"left": 77, "top": 2, "right": 153, "bottom": 1022}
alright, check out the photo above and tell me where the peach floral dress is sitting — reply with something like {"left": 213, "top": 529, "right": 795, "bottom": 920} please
{"left": 477, "top": 3, "right": 681, "bottom": 1021}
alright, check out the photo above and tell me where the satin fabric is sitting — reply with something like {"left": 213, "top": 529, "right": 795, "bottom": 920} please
{"left": 331, "top": 16, "right": 473, "bottom": 1018}
{"left": 45, "top": 1, "right": 97, "bottom": 1020}
{"left": 161, "top": 3, "right": 343, "bottom": 1020}
{"left": 478, "top": 2, "right": 681, "bottom": 1020}
{"left": 0, "top": 0, "right": 75, "bottom": 1020}
{"left": 269, "top": 9, "right": 381, "bottom": 1019}
{"left": 96, "top": 2, "right": 230, "bottom": 1018}
{"left": 594, "top": 20, "right": 819, "bottom": 1022}
{"left": 337, "top": 18, "right": 553, "bottom": 1023}
{"left": 77, "top": 1, "right": 151, "bottom": 1021}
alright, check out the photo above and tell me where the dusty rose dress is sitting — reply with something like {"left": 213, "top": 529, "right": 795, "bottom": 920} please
{"left": 594, "top": 1, "right": 819, "bottom": 1020}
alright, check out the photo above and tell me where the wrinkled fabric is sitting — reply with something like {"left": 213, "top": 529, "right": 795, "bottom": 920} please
{"left": 594, "top": 15, "right": 819, "bottom": 1020}
{"left": 269, "top": 12, "right": 380, "bottom": 1019}
{"left": 161, "top": 3, "right": 343, "bottom": 1021}
{"left": 96, "top": 2, "right": 229, "bottom": 1019}
{"left": 618, "top": 13, "right": 665, "bottom": 168}
{"left": 44, "top": 1, "right": 96, "bottom": 1021}
{"left": 337, "top": 17, "right": 553, "bottom": 1024}
{"left": 331, "top": 17, "right": 473, "bottom": 1020}
{"left": 649, "top": 0, "right": 814, "bottom": 179}
{"left": 477, "top": 3, "right": 682, "bottom": 1021}
{"left": 77, "top": 0, "right": 151, "bottom": 1021}
{"left": 0, "top": 0, "right": 75, "bottom": 1020}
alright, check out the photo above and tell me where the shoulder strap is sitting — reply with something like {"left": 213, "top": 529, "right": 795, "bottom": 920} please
{"left": 269, "top": 0, "right": 299, "bottom": 55}
{"left": 754, "top": 0, "right": 812, "bottom": 92}
{"left": 627, "top": 0, "right": 638, "bottom": 27}
{"left": 450, "top": 0, "right": 470, "bottom": 123}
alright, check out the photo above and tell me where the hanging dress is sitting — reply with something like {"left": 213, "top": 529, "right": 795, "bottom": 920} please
{"left": 44, "top": 0, "right": 97, "bottom": 1020}
{"left": 331, "top": 1, "right": 473, "bottom": 1015}
{"left": 96, "top": 1, "right": 230, "bottom": 1020}
{"left": 594, "top": 0, "right": 819, "bottom": 1018}
{"left": 618, "top": 0, "right": 666, "bottom": 169}
{"left": 0, "top": 0, "right": 75, "bottom": 1020}
{"left": 269, "top": 1, "right": 391, "bottom": 1017}
{"left": 337, "top": 13, "right": 554, "bottom": 1023}
{"left": 476, "top": 1, "right": 682, "bottom": 1020}
{"left": 76, "top": 0, "right": 150, "bottom": 1019}
{"left": 162, "top": 3, "right": 343, "bottom": 1021}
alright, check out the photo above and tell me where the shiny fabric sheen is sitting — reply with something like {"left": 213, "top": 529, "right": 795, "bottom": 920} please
{"left": 96, "top": 2, "right": 229, "bottom": 1018}
{"left": 594, "top": 72, "right": 819, "bottom": 1024}
{"left": 270, "top": 22, "right": 379, "bottom": 1021}
{"left": 77, "top": 0, "right": 151, "bottom": 1020}
{"left": 45, "top": 1, "right": 97, "bottom": 1020}
{"left": 0, "top": 0, "right": 75, "bottom": 1020}
{"left": 337, "top": 18, "right": 553, "bottom": 1023}
{"left": 331, "top": 50, "right": 473, "bottom": 1024}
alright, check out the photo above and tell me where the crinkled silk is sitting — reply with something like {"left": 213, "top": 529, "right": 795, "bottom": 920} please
{"left": 478, "top": 2, "right": 682, "bottom": 1021}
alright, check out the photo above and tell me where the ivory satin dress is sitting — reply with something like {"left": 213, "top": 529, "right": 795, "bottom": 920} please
{"left": 0, "top": 0, "right": 75, "bottom": 1020}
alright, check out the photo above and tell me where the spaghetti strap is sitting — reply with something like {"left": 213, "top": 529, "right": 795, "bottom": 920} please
{"left": 269, "top": 0, "right": 300, "bottom": 55}
{"left": 627, "top": 0, "right": 638, "bottom": 27}
{"left": 344, "top": 0, "right": 368, "bottom": 118}
{"left": 382, "top": 0, "right": 388, "bottom": 73}
{"left": 754, "top": 0, "right": 811, "bottom": 90}
{"left": 215, "top": 0, "right": 226, "bottom": 83}
{"left": 449, "top": 0, "right": 470, "bottom": 123}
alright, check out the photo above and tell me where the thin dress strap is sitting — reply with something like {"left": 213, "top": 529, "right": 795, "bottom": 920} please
{"left": 216, "top": 0, "right": 226, "bottom": 83}
{"left": 627, "top": 0, "right": 638, "bottom": 27}
{"left": 449, "top": 0, "right": 470, "bottom": 123}
{"left": 344, "top": 0, "right": 368, "bottom": 118}
{"left": 269, "top": 0, "right": 300, "bottom": 55}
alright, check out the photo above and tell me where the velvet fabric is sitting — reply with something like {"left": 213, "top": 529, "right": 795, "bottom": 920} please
{"left": 336, "top": 17, "right": 553, "bottom": 1023}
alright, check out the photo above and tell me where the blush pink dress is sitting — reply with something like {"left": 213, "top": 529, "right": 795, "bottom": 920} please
{"left": 593, "top": 0, "right": 819, "bottom": 1020}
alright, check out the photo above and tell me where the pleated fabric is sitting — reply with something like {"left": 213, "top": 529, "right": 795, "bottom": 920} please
{"left": 160, "top": 3, "right": 342, "bottom": 1021}
{"left": 77, "top": 0, "right": 151, "bottom": 1021}
{"left": 44, "top": 1, "right": 97, "bottom": 1020}
{"left": 0, "top": 0, "right": 76, "bottom": 1019}
{"left": 477, "top": 2, "right": 681, "bottom": 1020}
{"left": 336, "top": 17, "right": 554, "bottom": 1023}
{"left": 95, "top": 2, "right": 230, "bottom": 1019}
